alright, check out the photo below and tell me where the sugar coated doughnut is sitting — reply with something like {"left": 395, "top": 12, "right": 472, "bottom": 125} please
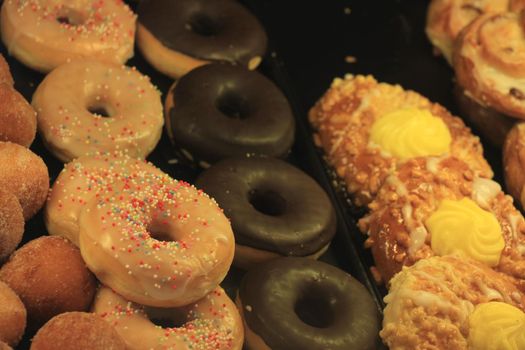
{"left": 137, "top": 0, "right": 267, "bottom": 78}
{"left": 0, "top": 142, "right": 48, "bottom": 220}
{"left": 0, "top": 190, "right": 24, "bottom": 262}
{"left": 165, "top": 64, "right": 295, "bottom": 166}
{"left": 94, "top": 286, "right": 244, "bottom": 350}
{"left": 30, "top": 312, "right": 126, "bottom": 350}
{"left": 78, "top": 174, "right": 235, "bottom": 307}
{"left": 0, "top": 83, "right": 37, "bottom": 147}
{"left": 0, "top": 236, "right": 97, "bottom": 329}
{"left": 1, "top": 0, "right": 136, "bottom": 73}
{"left": 0, "top": 55, "right": 13, "bottom": 86}
{"left": 46, "top": 153, "right": 163, "bottom": 246}
{"left": 0, "top": 281, "right": 26, "bottom": 347}
{"left": 32, "top": 60, "right": 164, "bottom": 162}
{"left": 196, "top": 157, "right": 336, "bottom": 269}
{"left": 0, "top": 341, "right": 12, "bottom": 350}
{"left": 237, "top": 257, "right": 380, "bottom": 350}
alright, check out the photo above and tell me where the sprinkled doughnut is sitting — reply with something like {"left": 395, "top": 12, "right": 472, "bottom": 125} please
{"left": 137, "top": 0, "right": 267, "bottom": 78}
{"left": 94, "top": 286, "right": 244, "bottom": 350}
{"left": 0, "top": 142, "right": 48, "bottom": 220}
{"left": 30, "top": 312, "right": 127, "bottom": 350}
{"left": 0, "top": 281, "right": 26, "bottom": 348}
{"left": 1, "top": 0, "right": 136, "bottom": 73}
{"left": 78, "top": 172, "right": 235, "bottom": 307}
{"left": 32, "top": 60, "right": 164, "bottom": 162}
{"left": 237, "top": 257, "right": 380, "bottom": 350}
{"left": 46, "top": 152, "right": 163, "bottom": 246}
{"left": 196, "top": 157, "right": 336, "bottom": 269}
{"left": 165, "top": 64, "right": 295, "bottom": 167}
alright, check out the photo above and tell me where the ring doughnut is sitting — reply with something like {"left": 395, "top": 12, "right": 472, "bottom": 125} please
{"left": 237, "top": 257, "right": 379, "bottom": 350}
{"left": 359, "top": 156, "right": 525, "bottom": 283}
{"left": 32, "top": 60, "right": 163, "bottom": 162}
{"left": 94, "top": 286, "right": 243, "bottom": 350}
{"left": 46, "top": 153, "right": 163, "bottom": 246}
{"left": 137, "top": 0, "right": 267, "bottom": 78}
{"left": 196, "top": 157, "right": 336, "bottom": 269}
{"left": 1, "top": 0, "right": 136, "bottom": 73}
{"left": 78, "top": 174, "right": 235, "bottom": 307}
{"left": 164, "top": 64, "right": 295, "bottom": 167}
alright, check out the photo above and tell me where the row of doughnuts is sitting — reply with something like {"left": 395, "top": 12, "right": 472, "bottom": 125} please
{"left": 309, "top": 73, "right": 525, "bottom": 348}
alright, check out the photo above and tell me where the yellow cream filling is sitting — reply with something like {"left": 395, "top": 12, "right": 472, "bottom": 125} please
{"left": 369, "top": 108, "right": 452, "bottom": 159}
{"left": 425, "top": 198, "right": 504, "bottom": 267}
{"left": 469, "top": 302, "right": 525, "bottom": 350}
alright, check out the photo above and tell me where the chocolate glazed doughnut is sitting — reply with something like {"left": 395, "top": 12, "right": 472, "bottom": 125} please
{"left": 137, "top": 0, "right": 267, "bottom": 78}
{"left": 165, "top": 64, "right": 295, "bottom": 167}
{"left": 236, "top": 257, "right": 380, "bottom": 350}
{"left": 195, "top": 157, "right": 336, "bottom": 269}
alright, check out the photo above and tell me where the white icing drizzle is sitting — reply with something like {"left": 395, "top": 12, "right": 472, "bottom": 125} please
{"left": 386, "top": 175, "right": 408, "bottom": 197}
{"left": 508, "top": 213, "right": 521, "bottom": 241}
{"left": 408, "top": 226, "right": 428, "bottom": 256}
{"left": 471, "top": 177, "right": 501, "bottom": 210}
{"left": 474, "top": 279, "right": 504, "bottom": 302}
{"left": 425, "top": 156, "right": 442, "bottom": 174}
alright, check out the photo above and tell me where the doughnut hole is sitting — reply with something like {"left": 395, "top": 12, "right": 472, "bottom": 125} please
{"left": 294, "top": 284, "right": 336, "bottom": 329}
{"left": 86, "top": 96, "right": 116, "bottom": 119}
{"left": 248, "top": 188, "right": 287, "bottom": 216}
{"left": 187, "top": 12, "right": 222, "bottom": 37}
{"left": 216, "top": 91, "right": 251, "bottom": 120}
{"left": 30, "top": 312, "right": 126, "bottom": 350}
{"left": 147, "top": 216, "right": 179, "bottom": 243}
{"left": 55, "top": 8, "right": 86, "bottom": 26}
{"left": 0, "top": 190, "right": 24, "bottom": 262}
{"left": 0, "top": 281, "right": 26, "bottom": 347}
{"left": 144, "top": 306, "right": 188, "bottom": 329}
{"left": 0, "top": 236, "right": 97, "bottom": 330}
{"left": 0, "top": 142, "right": 48, "bottom": 220}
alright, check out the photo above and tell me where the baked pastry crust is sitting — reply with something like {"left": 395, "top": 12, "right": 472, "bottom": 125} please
{"left": 504, "top": 122, "right": 525, "bottom": 208}
{"left": 308, "top": 75, "right": 492, "bottom": 206}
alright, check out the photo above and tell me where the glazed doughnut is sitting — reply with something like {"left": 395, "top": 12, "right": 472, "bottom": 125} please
{"left": 308, "top": 74, "right": 492, "bottom": 207}
{"left": 504, "top": 122, "right": 525, "bottom": 208}
{"left": 30, "top": 312, "right": 126, "bottom": 350}
{"left": 359, "top": 156, "right": 525, "bottom": 283}
{"left": 93, "top": 286, "right": 243, "bottom": 350}
{"left": 164, "top": 64, "right": 295, "bottom": 167}
{"left": 237, "top": 257, "right": 379, "bottom": 350}
{"left": 1, "top": 0, "right": 136, "bottom": 73}
{"left": 454, "top": 11, "right": 525, "bottom": 120}
{"left": 196, "top": 157, "right": 336, "bottom": 269}
{"left": 0, "top": 236, "right": 97, "bottom": 329}
{"left": 426, "top": 0, "right": 510, "bottom": 64}
{"left": 0, "top": 281, "right": 26, "bottom": 348}
{"left": 0, "top": 142, "right": 48, "bottom": 220}
{"left": 137, "top": 0, "right": 267, "bottom": 78}
{"left": 78, "top": 174, "right": 235, "bottom": 307}
{"left": 381, "top": 255, "right": 525, "bottom": 349}
{"left": 32, "top": 60, "right": 164, "bottom": 162}
{"left": 0, "top": 190, "right": 24, "bottom": 262}
{"left": 0, "top": 83, "right": 37, "bottom": 147}
{"left": 46, "top": 152, "right": 163, "bottom": 246}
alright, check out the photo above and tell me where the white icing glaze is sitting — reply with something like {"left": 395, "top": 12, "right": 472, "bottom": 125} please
{"left": 471, "top": 177, "right": 501, "bottom": 209}
{"left": 408, "top": 226, "right": 428, "bottom": 256}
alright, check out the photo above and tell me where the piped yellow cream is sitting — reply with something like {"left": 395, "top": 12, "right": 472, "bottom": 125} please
{"left": 469, "top": 302, "right": 525, "bottom": 350}
{"left": 425, "top": 198, "right": 504, "bottom": 266}
{"left": 369, "top": 108, "right": 452, "bottom": 159}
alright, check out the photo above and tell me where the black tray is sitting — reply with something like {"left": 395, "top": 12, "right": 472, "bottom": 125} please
{"left": 6, "top": 1, "right": 388, "bottom": 349}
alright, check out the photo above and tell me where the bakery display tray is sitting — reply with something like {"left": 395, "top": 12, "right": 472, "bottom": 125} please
{"left": 8, "top": 1, "right": 390, "bottom": 349}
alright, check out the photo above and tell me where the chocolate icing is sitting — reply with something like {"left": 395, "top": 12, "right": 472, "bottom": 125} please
{"left": 137, "top": 0, "right": 267, "bottom": 66}
{"left": 238, "top": 258, "right": 379, "bottom": 350}
{"left": 195, "top": 157, "right": 336, "bottom": 256}
{"left": 167, "top": 64, "right": 295, "bottom": 163}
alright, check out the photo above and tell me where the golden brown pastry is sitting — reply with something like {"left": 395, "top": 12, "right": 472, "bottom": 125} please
{"left": 381, "top": 255, "right": 525, "bottom": 350}
{"left": 426, "top": 0, "right": 510, "bottom": 64}
{"left": 308, "top": 74, "right": 492, "bottom": 206}
{"left": 0, "top": 189, "right": 23, "bottom": 262}
{"left": 0, "top": 55, "right": 13, "bottom": 86}
{"left": 504, "top": 122, "right": 525, "bottom": 208}
{"left": 0, "top": 83, "right": 37, "bottom": 147}
{"left": 0, "top": 236, "right": 97, "bottom": 330}
{"left": 0, "top": 281, "right": 25, "bottom": 348}
{"left": 454, "top": 11, "right": 525, "bottom": 120}
{"left": 30, "top": 312, "right": 126, "bottom": 350}
{"left": 360, "top": 156, "right": 525, "bottom": 283}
